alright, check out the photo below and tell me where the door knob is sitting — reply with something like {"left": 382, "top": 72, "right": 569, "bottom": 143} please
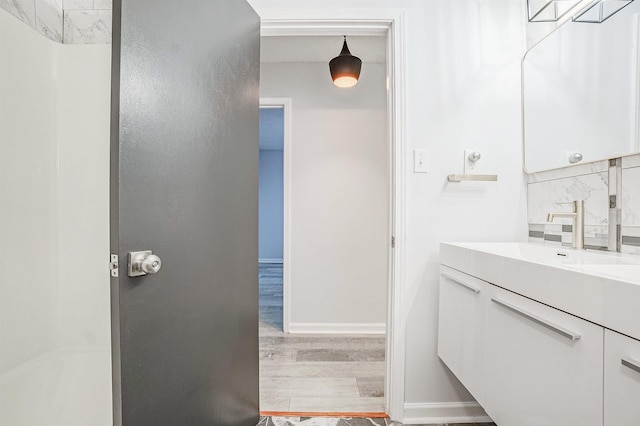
{"left": 128, "top": 250, "right": 162, "bottom": 277}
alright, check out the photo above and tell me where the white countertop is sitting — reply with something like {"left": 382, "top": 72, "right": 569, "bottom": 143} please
{"left": 440, "top": 242, "right": 640, "bottom": 340}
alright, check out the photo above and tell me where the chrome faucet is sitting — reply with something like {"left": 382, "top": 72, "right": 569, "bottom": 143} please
{"left": 547, "top": 200, "right": 585, "bottom": 250}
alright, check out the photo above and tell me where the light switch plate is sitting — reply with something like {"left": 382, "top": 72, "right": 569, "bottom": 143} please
{"left": 414, "top": 149, "right": 429, "bottom": 173}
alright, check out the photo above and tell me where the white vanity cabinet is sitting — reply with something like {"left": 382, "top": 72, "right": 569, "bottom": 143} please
{"left": 438, "top": 242, "right": 640, "bottom": 426}
{"left": 604, "top": 330, "right": 640, "bottom": 425}
{"left": 437, "top": 266, "right": 488, "bottom": 404}
{"left": 484, "top": 286, "right": 604, "bottom": 426}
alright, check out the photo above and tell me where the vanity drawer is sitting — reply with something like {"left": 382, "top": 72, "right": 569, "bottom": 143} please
{"left": 484, "top": 286, "right": 603, "bottom": 426}
{"left": 438, "top": 266, "right": 488, "bottom": 404}
{"left": 604, "top": 329, "right": 640, "bottom": 425}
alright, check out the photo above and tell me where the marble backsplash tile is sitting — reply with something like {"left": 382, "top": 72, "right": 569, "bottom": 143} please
{"left": 63, "top": 9, "right": 111, "bottom": 44}
{"left": 622, "top": 166, "right": 640, "bottom": 226}
{"left": 63, "top": 0, "right": 93, "bottom": 9}
{"left": 1, "top": 0, "right": 111, "bottom": 44}
{"left": 0, "top": 0, "right": 36, "bottom": 27}
{"left": 528, "top": 153, "right": 640, "bottom": 255}
{"left": 35, "top": 0, "right": 63, "bottom": 42}
{"left": 527, "top": 171, "right": 609, "bottom": 226}
{"left": 622, "top": 155, "right": 640, "bottom": 169}
{"left": 620, "top": 165, "right": 640, "bottom": 254}
{"left": 93, "top": 0, "right": 110, "bottom": 8}
{"left": 63, "top": 0, "right": 112, "bottom": 9}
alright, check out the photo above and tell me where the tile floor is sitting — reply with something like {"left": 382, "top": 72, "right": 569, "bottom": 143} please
{"left": 259, "top": 263, "right": 386, "bottom": 413}
{"left": 258, "top": 417, "right": 496, "bottom": 426}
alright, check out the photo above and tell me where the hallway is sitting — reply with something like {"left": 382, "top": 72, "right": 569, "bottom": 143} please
{"left": 259, "top": 263, "right": 386, "bottom": 413}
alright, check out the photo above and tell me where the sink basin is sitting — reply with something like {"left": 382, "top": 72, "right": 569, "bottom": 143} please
{"left": 440, "top": 242, "right": 640, "bottom": 340}
{"left": 563, "top": 264, "right": 640, "bottom": 282}
{"left": 453, "top": 242, "right": 640, "bottom": 267}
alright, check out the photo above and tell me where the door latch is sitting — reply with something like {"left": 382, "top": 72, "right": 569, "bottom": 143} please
{"left": 109, "top": 254, "right": 119, "bottom": 277}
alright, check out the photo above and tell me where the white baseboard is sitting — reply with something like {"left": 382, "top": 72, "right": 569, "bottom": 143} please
{"left": 402, "top": 402, "right": 492, "bottom": 424}
{"left": 258, "top": 258, "right": 283, "bottom": 264}
{"left": 287, "top": 322, "right": 386, "bottom": 334}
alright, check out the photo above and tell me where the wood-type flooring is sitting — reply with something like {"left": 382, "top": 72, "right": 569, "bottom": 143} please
{"left": 259, "top": 263, "right": 385, "bottom": 413}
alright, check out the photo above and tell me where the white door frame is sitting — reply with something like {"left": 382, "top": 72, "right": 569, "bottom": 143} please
{"left": 259, "top": 97, "right": 293, "bottom": 333}
{"left": 258, "top": 8, "right": 408, "bottom": 420}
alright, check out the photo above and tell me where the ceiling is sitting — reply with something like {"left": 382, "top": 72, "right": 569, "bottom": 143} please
{"left": 260, "top": 36, "right": 386, "bottom": 64}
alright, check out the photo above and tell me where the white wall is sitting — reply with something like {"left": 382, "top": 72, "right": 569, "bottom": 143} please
{"left": 2, "top": 0, "right": 532, "bottom": 421}
{"left": 251, "top": 0, "right": 528, "bottom": 421}
{"left": 0, "top": 7, "right": 59, "bottom": 375}
{"left": 259, "top": 149, "right": 284, "bottom": 261}
{"left": 260, "top": 61, "right": 389, "bottom": 331}
{"left": 0, "top": 9, "right": 112, "bottom": 425}
{"left": 401, "top": 0, "right": 528, "bottom": 415}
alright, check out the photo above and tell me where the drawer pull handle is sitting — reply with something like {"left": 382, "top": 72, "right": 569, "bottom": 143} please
{"left": 491, "top": 297, "right": 581, "bottom": 341}
{"left": 622, "top": 357, "right": 640, "bottom": 374}
{"left": 441, "top": 272, "right": 481, "bottom": 294}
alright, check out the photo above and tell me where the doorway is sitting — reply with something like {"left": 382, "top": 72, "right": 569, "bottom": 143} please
{"left": 258, "top": 35, "right": 389, "bottom": 415}
{"left": 259, "top": 104, "right": 286, "bottom": 336}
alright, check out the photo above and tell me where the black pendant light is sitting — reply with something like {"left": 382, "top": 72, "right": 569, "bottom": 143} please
{"left": 329, "top": 36, "right": 362, "bottom": 88}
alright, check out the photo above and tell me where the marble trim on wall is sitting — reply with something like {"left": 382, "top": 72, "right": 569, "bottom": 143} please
{"left": 0, "top": 0, "right": 111, "bottom": 43}
{"left": 528, "top": 223, "right": 609, "bottom": 250}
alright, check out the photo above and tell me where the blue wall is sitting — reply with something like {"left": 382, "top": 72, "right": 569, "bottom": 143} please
{"left": 259, "top": 108, "right": 284, "bottom": 261}
{"left": 259, "top": 107, "right": 284, "bottom": 150}
{"left": 259, "top": 150, "right": 284, "bottom": 261}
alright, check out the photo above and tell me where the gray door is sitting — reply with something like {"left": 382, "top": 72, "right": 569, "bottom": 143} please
{"left": 109, "top": 1, "right": 260, "bottom": 425}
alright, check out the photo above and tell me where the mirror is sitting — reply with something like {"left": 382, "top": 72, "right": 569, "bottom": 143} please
{"left": 523, "top": 0, "right": 640, "bottom": 172}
